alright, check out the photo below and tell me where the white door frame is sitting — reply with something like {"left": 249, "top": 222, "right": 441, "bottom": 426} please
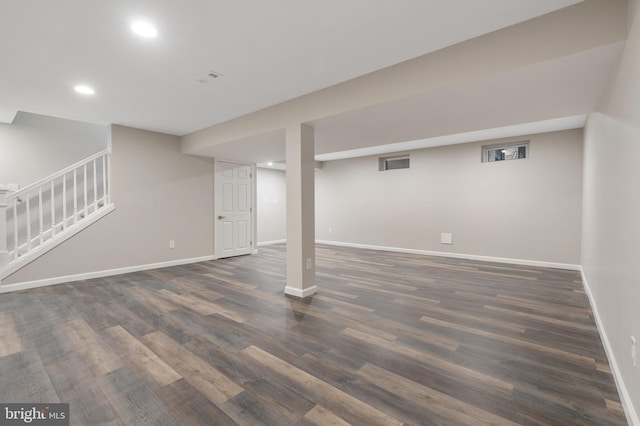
{"left": 214, "top": 159, "right": 256, "bottom": 259}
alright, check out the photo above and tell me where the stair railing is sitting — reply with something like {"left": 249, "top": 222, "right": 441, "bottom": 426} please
{"left": 0, "top": 148, "right": 112, "bottom": 270}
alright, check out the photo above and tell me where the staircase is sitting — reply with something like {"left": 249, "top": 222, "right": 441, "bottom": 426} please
{"left": 0, "top": 149, "right": 115, "bottom": 286}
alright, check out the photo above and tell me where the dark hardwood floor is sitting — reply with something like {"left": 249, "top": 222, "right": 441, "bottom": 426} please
{"left": 0, "top": 244, "right": 627, "bottom": 425}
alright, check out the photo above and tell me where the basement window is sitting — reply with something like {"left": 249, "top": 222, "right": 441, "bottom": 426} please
{"left": 483, "top": 141, "right": 529, "bottom": 163}
{"left": 379, "top": 155, "right": 410, "bottom": 171}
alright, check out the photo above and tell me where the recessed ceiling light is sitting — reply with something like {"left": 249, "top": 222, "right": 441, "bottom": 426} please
{"left": 268, "top": 162, "right": 273, "bottom": 166}
{"left": 131, "top": 20, "right": 157, "bottom": 38}
{"left": 74, "top": 85, "right": 95, "bottom": 95}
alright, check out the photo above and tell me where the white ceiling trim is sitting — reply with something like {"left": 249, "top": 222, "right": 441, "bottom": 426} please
{"left": 314, "top": 115, "right": 587, "bottom": 162}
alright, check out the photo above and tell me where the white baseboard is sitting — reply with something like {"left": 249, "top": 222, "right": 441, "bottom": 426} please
{"left": 284, "top": 285, "right": 318, "bottom": 298}
{"left": 257, "top": 239, "right": 287, "bottom": 247}
{"left": 315, "top": 240, "right": 580, "bottom": 271}
{"left": 0, "top": 255, "right": 216, "bottom": 294}
{"left": 581, "top": 268, "right": 639, "bottom": 426}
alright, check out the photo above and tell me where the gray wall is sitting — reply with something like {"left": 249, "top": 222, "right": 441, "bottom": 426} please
{"left": 5, "top": 125, "right": 215, "bottom": 284}
{"left": 314, "top": 129, "right": 583, "bottom": 265}
{"left": 582, "top": 0, "right": 640, "bottom": 420}
{"left": 0, "top": 112, "right": 108, "bottom": 186}
{"left": 256, "top": 167, "right": 286, "bottom": 243}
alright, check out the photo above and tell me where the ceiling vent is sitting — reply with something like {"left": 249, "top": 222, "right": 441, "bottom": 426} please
{"left": 197, "top": 70, "right": 223, "bottom": 84}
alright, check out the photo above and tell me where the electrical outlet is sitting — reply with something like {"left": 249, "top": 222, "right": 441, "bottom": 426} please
{"left": 306, "top": 258, "right": 312, "bottom": 270}
{"left": 631, "top": 336, "right": 637, "bottom": 367}
{"left": 328, "top": 227, "right": 333, "bottom": 234}
{"left": 441, "top": 233, "right": 453, "bottom": 245}
{"left": 169, "top": 240, "right": 175, "bottom": 249}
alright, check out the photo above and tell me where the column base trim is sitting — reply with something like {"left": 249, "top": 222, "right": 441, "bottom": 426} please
{"left": 284, "top": 285, "right": 318, "bottom": 299}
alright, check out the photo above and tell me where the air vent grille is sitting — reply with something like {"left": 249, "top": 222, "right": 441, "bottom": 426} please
{"left": 197, "top": 70, "right": 223, "bottom": 84}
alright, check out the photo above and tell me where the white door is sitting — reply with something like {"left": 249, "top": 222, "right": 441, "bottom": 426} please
{"left": 215, "top": 162, "right": 253, "bottom": 258}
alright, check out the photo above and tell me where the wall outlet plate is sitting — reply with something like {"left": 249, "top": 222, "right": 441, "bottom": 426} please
{"left": 441, "top": 233, "right": 453, "bottom": 245}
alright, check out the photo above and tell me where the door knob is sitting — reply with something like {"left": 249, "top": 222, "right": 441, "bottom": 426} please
{"left": 218, "top": 215, "right": 226, "bottom": 219}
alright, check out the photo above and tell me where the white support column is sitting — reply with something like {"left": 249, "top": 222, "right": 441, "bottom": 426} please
{"left": 284, "top": 123, "right": 317, "bottom": 298}
{"left": 0, "top": 189, "right": 9, "bottom": 268}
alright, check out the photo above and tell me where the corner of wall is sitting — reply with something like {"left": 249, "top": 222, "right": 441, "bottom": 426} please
{"left": 580, "top": 267, "right": 640, "bottom": 426}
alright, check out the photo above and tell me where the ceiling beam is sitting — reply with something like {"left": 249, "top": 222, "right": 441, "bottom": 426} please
{"left": 180, "top": 0, "right": 626, "bottom": 157}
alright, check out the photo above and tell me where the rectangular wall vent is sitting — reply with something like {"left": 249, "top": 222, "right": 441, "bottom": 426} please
{"left": 379, "top": 155, "right": 410, "bottom": 171}
{"left": 197, "top": 70, "right": 223, "bottom": 84}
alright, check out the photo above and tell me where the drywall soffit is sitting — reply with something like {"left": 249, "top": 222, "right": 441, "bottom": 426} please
{"left": 315, "top": 115, "right": 587, "bottom": 162}
{"left": 255, "top": 114, "right": 586, "bottom": 169}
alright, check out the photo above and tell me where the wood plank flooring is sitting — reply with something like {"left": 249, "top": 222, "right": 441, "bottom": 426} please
{"left": 0, "top": 244, "right": 627, "bottom": 425}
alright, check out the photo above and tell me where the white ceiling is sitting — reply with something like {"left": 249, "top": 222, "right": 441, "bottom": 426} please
{"left": 1, "top": 0, "right": 582, "bottom": 136}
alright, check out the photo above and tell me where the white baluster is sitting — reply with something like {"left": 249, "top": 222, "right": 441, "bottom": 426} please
{"left": 63, "top": 173, "right": 67, "bottom": 230}
{"left": 93, "top": 159, "right": 97, "bottom": 212}
{"left": 39, "top": 187, "right": 43, "bottom": 244}
{"left": 0, "top": 189, "right": 9, "bottom": 267}
{"left": 106, "top": 154, "right": 111, "bottom": 204}
{"left": 102, "top": 155, "right": 107, "bottom": 205}
{"left": 73, "top": 169, "right": 78, "bottom": 224}
{"left": 83, "top": 164, "right": 88, "bottom": 218}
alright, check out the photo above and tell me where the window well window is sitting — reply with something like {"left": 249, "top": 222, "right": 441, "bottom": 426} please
{"left": 483, "top": 142, "right": 529, "bottom": 163}
{"left": 379, "top": 155, "right": 410, "bottom": 171}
